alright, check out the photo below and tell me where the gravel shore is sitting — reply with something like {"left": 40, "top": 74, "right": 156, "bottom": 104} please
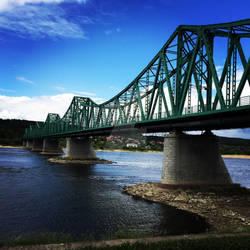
{"left": 124, "top": 182, "right": 250, "bottom": 232}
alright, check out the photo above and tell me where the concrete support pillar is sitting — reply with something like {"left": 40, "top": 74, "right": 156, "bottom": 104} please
{"left": 66, "top": 137, "right": 96, "bottom": 159}
{"left": 32, "top": 139, "right": 43, "bottom": 152}
{"left": 161, "top": 131, "right": 232, "bottom": 185}
{"left": 41, "top": 138, "right": 63, "bottom": 155}
{"left": 26, "top": 140, "right": 33, "bottom": 149}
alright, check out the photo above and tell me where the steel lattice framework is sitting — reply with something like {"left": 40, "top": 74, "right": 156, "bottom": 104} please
{"left": 24, "top": 19, "right": 250, "bottom": 139}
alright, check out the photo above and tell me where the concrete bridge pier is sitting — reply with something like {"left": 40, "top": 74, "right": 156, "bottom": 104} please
{"left": 31, "top": 139, "right": 43, "bottom": 152}
{"left": 66, "top": 137, "right": 97, "bottom": 159}
{"left": 26, "top": 140, "right": 33, "bottom": 149}
{"left": 41, "top": 138, "right": 63, "bottom": 155}
{"left": 161, "top": 131, "right": 232, "bottom": 186}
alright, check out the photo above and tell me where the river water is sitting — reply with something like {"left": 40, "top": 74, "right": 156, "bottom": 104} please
{"left": 0, "top": 148, "right": 250, "bottom": 240}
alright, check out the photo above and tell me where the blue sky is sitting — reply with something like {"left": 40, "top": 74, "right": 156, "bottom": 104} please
{"left": 0, "top": 0, "right": 250, "bottom": 138}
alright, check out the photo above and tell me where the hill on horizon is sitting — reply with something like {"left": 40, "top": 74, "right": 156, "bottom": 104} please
{"left": 0, "top": 118, "right": 250, "bottom": 155}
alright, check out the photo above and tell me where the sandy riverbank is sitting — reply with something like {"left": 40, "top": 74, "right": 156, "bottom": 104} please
{"left": 96, "top": 149, "right": 162, "bottom": 153}
{"left": 97, "top": 149, "right": 250, "bottom": 158}
{"left": 222, "top": 155, "right": 250, "bottom": 159}
{"left": 124, "top": 183, "right": 250, "bottom": 232}
{"left": 0, "top": 145, "right": 24, "bottom": 149}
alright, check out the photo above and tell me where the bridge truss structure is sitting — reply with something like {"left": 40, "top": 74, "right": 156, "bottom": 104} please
{"left": 24, "top": 19, "right": 250, "bottom": 139}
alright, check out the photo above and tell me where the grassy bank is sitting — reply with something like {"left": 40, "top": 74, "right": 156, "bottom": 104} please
{"left": 0, "top": 232, "right": 73, "bottom": 248}
{"left": 1, "top": 234, "right": 250, "bottom": 249}
{"left": 79, "top": 235, "right": 250, "bottom": 250}
{"left": 80, "top": 235, "right": 250, "bottom": 250}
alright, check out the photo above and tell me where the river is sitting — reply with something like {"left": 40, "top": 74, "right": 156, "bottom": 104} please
{"left": 0, "top": 148, "right": 250, "bottom": 240}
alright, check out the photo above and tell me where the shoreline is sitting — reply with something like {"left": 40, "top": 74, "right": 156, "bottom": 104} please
{"left": 96, "top": 149, "right": 250, "bottom": 158}
{"left": 95, "top": 149, "right": 162, "bottom": 153}
{"left": 124, "top": 182, "right": 250, "bottom": 232}
{"left": 0, "top": 145, "right": 24, "bottom": 149}
{"left": 2, "top": 146, "right": 250, "bottom": 159}
{"left": 222, "top": 154, "right": 250, "bottom": 159}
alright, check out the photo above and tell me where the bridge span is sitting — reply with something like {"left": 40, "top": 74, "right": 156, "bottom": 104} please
{"left": 24, "top": 19, "right": 250, "bottom": 186}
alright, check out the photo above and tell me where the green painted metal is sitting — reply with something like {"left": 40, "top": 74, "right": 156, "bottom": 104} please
{"left": 24, "top": 19, "right": 250, "bottom": 140}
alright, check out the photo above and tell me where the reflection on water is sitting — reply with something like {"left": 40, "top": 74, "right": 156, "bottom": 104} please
{"left": 0, "top": 148, "right": 249, "bottom": 240}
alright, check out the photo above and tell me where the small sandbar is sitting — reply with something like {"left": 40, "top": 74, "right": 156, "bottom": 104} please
{"left": 222, "top": 155, "right": 250, "bottom": 159}
{"left": 48, "top": 157, "right": 115, "bottom": 165}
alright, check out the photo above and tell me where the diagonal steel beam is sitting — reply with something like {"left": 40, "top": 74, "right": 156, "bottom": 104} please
{"left": 231, "top": 58, "right": 250, "bottom": 107}
{"left": 236, "top": 39, "right": 250, "bottom": 86}
{"left": 178, "top": 38, "right": 200, "bottom": 114}
{"left": 202, "top": 31, "right": 226, "bottom": 109}
{"left": 212, "top": 37, "right": 234, "bottom": 110}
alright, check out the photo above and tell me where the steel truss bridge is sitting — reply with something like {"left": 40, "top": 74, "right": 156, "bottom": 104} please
{"left": 24, "top": 19, "right": 250, "bottom": 140}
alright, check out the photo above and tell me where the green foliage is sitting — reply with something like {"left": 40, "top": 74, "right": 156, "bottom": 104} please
{"left": 218, "top": 136, "right": 250, "bottom": 147}
{"left": 59, "top": 138, "right": 66, "bottom": 148}
{"left": 218, "top": 136, "right": 250, "bottom": 155}
{"left": 109, "top": 230, "right": 153, "bottom": 240}
{"left": 92, "top": 135, "right": 164, "bottom": 152}
{"left": 92, "top": 135, "right": 250, "bottom": 155}
{"left": 219, "top": 145, "right": 250, "bottom": 155}
{"left": 1, "top": 233, "right": 250, "bottom": 249}
{"left": 0, "top": 232, "right": 72, "bottom": 247}
{"left": 218, "top": 225, "right": 250, "bottom": 234}
{"left": 0, "top": 119, "right": 36, "bottom": 146}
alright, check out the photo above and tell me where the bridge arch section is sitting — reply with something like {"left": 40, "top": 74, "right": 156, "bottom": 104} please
{"left": 23, "top": 19, "right": 250, "bottom": 185}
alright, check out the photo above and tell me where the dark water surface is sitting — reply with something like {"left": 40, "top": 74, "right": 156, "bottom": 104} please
{"left": 0, "top": 148, "right": 249, "bottom": 240}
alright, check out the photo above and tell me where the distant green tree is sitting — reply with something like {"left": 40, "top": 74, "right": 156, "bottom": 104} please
{"left": 0, "top": 119, "right": 36, "bottom": 146}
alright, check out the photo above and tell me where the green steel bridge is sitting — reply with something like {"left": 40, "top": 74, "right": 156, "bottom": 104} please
{"left": 24, "top": 19, "right": 250, "bottom": 140}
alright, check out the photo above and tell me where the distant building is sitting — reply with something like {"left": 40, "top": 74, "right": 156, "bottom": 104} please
{"left": 126, "top": 143, "right": 138, "bottom": 148}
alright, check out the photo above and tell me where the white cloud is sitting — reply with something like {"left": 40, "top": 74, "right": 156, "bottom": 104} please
{"left": 53, "top": 86, "right": 98, "bottom": 97}
{"left": 0, "top": 0, "right": 87, "bottom": 12}
{"left": 105, "top": 30, "right": 112, "bottom": 35}
{"left": 73, "top": 91, "right": 96, "bottom": 97}
{"left": 0, "top": 1, "right": 88, "bottom": 39}
{"left": 0, "top": 93, "right": 74, "bottom": 121}
{"left": 16, "top": 76, "right": 36, "bottom": 85}
{"left": 0, "top": 88, "right": 15, "bottom": 93}
{"left": 54, "top": 85, "right": 66, "bottom": 91}
{"left": 109, "top": 85, "right": 118, "bottom": 91}
{"left": 0, "top": 93, "right": 106, "bottom": 121}
{"left": 91, "top": 96, "right": 107, "bottom": 103}
{"left": 105, "top": 28, "right": 121, "bottom": 35}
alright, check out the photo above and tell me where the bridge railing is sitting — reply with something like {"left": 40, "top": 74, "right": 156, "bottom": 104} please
{"left": 183, "top": 95, "right": 250, "bottom": 116}
{"left": 24, "top": 94, "right": 250, "bottom": 140}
